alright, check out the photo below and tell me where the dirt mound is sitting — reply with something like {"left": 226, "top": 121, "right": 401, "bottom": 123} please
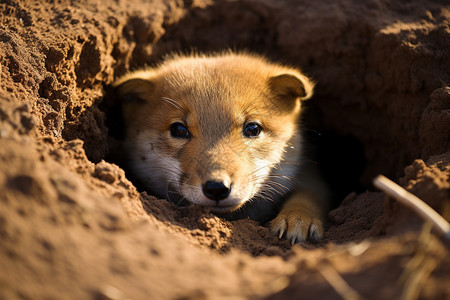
{"left": 0, "top": 0, "right": 449, "bottom": 299}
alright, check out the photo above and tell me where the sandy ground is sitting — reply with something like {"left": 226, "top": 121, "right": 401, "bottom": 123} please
{"left": 0, "top": 0, "right": 449, "bottom": 299}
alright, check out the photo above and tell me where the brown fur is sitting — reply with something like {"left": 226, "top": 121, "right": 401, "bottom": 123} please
{"left": 113, "top": 52, "right": 328, "bottom": 243}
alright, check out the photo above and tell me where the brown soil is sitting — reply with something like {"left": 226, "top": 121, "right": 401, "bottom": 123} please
{"left": 1, "top": 0, "right": 449, "bottom": 299}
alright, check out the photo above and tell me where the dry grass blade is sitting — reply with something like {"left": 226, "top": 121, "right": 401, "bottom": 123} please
{"left": 373, "top": 175, "right": 450, "bottom": 240}
{"left": 399, "top": 224, "right": 441, "bottom": 300}
{"left": 319, "top": 264, "right": 364, "bottom": 300}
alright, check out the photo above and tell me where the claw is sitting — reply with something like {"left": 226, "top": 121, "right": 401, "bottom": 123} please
{"left": 276, "top": 220, "right": 287, "bottom": 239}
{"left": 308, "top": 223, "right": 322, "bottom": 242}
{"left": 270, "top": 211, "right": 324, "bottom": 244}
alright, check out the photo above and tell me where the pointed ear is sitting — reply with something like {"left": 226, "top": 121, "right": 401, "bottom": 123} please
{"left": 268, "top": 73, "right": 314, "bottom": 112}
{"left": 113, "top": 77, "right": 155, "bottom": 104}
{"left": 111, "top": 76, "right": 155, "bottom": 134}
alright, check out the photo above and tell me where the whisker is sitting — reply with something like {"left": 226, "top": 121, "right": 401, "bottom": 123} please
{"left": 261, "top": 184, "right": 291, "bottom": 199}
{"left": 249, "top": 173, "right": 297, "bottom": 188}
{"left": 246, "top": 163, "right": 273, "bottom": 178}
{"left": 254, "top": 190, "right": 278, "bottom": 203}
{"left": 257, "top": 188, "right": 278, "bottom": 200}
{"left": 265, "top": 180, "right": 292, "bottom": 191}
{"left": 161, "top": 96, "right": 185, "bottom": 113}
{"left": 266, "top": 174, "right": 297, "bottom": 183}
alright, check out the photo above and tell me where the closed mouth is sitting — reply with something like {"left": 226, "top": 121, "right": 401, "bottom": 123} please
{"left": 208, "top": 203, "right": 242, "bottom": 213}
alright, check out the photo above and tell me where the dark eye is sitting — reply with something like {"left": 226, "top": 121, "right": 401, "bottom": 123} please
{"left": 243, "top": 122, "right": 262, "bottom": 138}
{"left": 170, "top": 122, "right": 190, "bottom": 139}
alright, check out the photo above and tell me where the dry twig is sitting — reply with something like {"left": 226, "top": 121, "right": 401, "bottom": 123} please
{"left": 373, "top": 175, "right": 450, "bottom": 240}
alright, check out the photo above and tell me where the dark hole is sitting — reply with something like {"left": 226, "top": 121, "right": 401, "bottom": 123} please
{"left": 101, "top": 84, "right": 127, "bottom": 140}
{"left": 315, "top": 131, "right": 366, "bottom": 208}
{"left": 101, "top": 81, "right": 367, "bottom": 213}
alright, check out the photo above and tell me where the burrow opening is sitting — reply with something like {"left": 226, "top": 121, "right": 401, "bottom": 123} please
{"left": 84, "top": 1, "right": 446, "bottom": 244}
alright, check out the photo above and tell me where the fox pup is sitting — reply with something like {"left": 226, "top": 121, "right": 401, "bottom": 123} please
{"left": 113, "top": 52, "right": 329, "bottom": 243}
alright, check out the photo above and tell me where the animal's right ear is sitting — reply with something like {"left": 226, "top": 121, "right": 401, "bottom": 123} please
{"left": 105, "top": 77, "right": 154, "bottom": 140}
{"left": 113, "top": 77, "right": 155, "bottom": 104}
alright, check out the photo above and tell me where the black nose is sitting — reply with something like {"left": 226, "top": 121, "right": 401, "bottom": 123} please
{"left": 202, "top": 180, "right": 231, "bottom": 201}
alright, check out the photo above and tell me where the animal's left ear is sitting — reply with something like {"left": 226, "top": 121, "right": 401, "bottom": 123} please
{"left": 268, "top": 73, "right": 314, "bottom": 112}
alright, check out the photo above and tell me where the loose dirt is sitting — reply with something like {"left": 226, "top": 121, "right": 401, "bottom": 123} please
{"left": 0, "top": 1, "right": 449, "bottom": 299}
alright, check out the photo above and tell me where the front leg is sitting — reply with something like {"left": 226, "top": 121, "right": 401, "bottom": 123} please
{"left": 270, "top": 190, "right": 327, "bottom": 244}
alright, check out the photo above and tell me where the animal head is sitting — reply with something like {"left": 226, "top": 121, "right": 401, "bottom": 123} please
{"left": 114, "top": 53, "right": 314, "bottom": 213}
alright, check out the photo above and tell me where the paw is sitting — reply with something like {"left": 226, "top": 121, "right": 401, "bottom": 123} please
{"left": 270, "top": 208, "right": 324, "bottom": 244}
